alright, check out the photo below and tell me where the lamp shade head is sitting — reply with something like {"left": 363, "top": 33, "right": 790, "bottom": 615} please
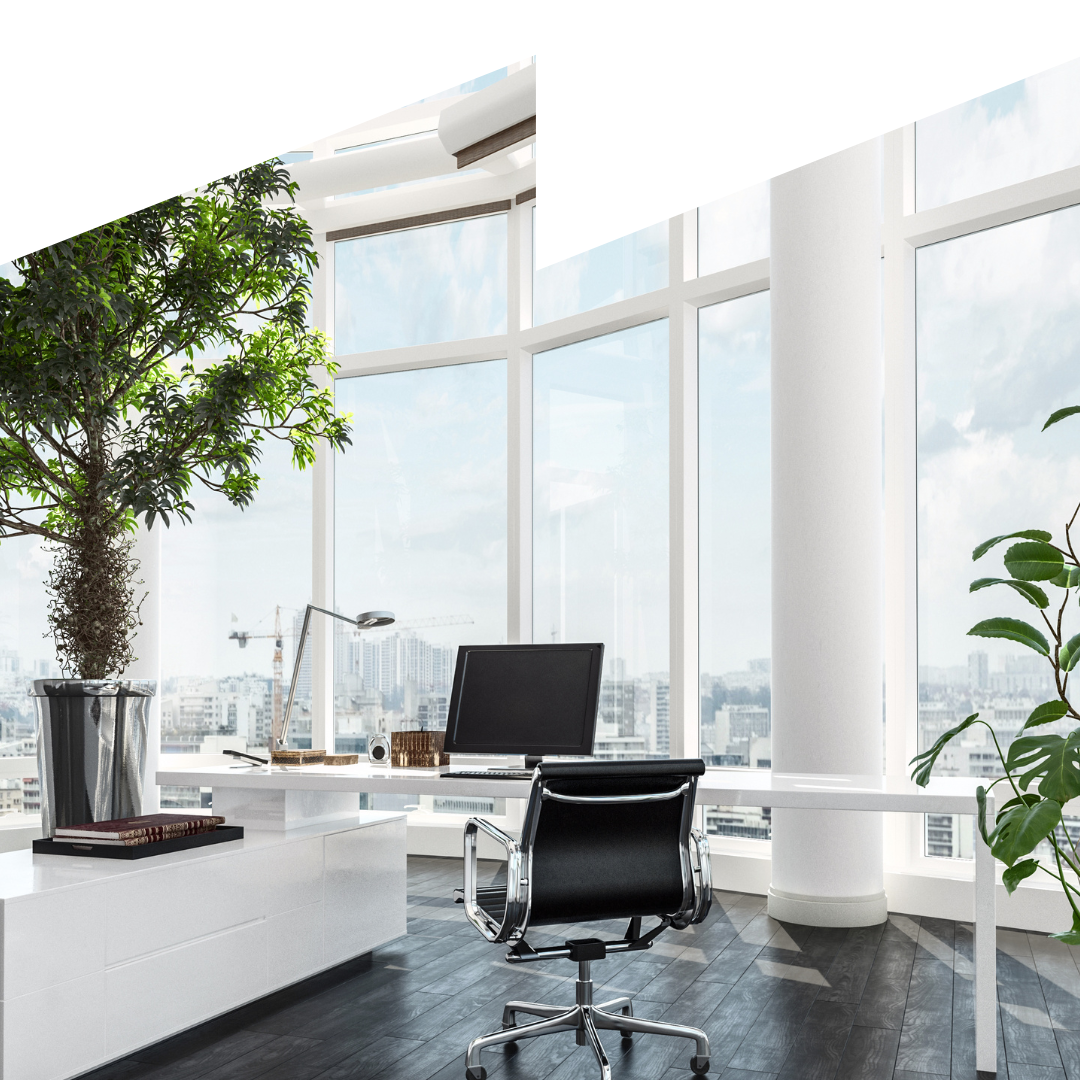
{"left": 355, "top": 611, "right": 395, "bottom": 628}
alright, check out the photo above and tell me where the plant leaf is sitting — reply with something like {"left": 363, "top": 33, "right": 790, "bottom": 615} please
{"left": 1002, "top": 858, "right": 1040, "bottom": 894}
{"left": 973, "top": 530, "right": 1053, "bottom": 561}
{"left": 976, "top": 785, "right": 990, "bottom": 846}
{"left": 989, "top": 798, "right": 1061, "bottom": 865}
{"left": 1051, "top": 566, "right": 1080, "bottom": 588}
{"left": 997, "top": 792, "right": 1043, "bottom": 813}
{"left": 1050, "top": 911, "right": 1080, "bottom": 945}
{"left": 1023, "top": 700, "right": 1070, "bottom": 731}
{"left": 910, "top": 713, "right": 981, "bottom": 787}
{"left": 1043, "top": 406, "right": 1080, "bottom": 431}
{"left": 1061, "top": 633, "right": 1080, "bottom": 674}
{"left": 1006, "top": 731, "right": 1080, "bottom": 803}
{"left": 969, "top": 577, "right": 1049, "bottom": 608}
{"left": 968, "top": 617, "right": 1050, "bottom": 656}
{"left": 1004, "top": 541, "right": 1065, "bottom": 582}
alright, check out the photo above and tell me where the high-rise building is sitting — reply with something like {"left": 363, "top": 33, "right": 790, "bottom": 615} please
{"left": 968, "top": 651, "right": 989, "bottom": 689}
{"left": 599, "top": 680, "right": 636, "bottom": 737}
{"left": 362, "top": 632, "right": 456, "bottom": 699}
{"left": 291, "top": 610, "right": 313, "bottom": 700}
{"left": 650, "top": 676, "right": 670, "bottom": 756}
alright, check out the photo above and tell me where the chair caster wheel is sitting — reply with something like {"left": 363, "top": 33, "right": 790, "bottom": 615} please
{"left": 690, "top": 1055, "right": 710, "bottom": 1075}
{"left": 466, "top": 1068, "right": 487, "bottom": 1080}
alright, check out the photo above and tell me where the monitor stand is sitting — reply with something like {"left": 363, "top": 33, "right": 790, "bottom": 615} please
{"left": 524, "top": 756, "right": 543, "bottom": 771}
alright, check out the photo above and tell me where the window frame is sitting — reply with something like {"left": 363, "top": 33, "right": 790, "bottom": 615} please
{"left": 307, "top": 124, "right": 1080, "bottom": 874}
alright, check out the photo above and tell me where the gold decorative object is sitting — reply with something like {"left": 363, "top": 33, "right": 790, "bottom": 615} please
{"left": 323, "top": 754, "right": 359, "bottom": 766}
{"left": 390, "top": 731, "right": 449, "bottom": 768}
{"left": 270, "top": 749, "right": 326, "bottom": 766}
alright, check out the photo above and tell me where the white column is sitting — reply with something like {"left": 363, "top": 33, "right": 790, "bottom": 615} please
{"left": 769, "top": 140, "right": 886, "bottom": 927}
{"left": 669, "top": 210, "right": 699, "bottom": 760}
{"left": 127, "top": 523, "right": 161, "bottom": 814}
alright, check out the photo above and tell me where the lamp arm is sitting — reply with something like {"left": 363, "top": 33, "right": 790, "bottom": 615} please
{"left": 306, "top": 605, "right": 359, "bottom": 627}
{"left": 279, "top": 603, "right": 316, "bottom": 750}
{"left": 278, "top": 605, "right": 389, "bottom": 751}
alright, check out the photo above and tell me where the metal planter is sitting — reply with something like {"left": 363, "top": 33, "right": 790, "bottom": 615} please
{"left": 31, "top": 679, "right": 156, "bottom": 837}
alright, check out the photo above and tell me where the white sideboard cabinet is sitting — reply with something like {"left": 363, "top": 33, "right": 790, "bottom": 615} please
{"left": 0, "top": 811, "right": 406, "bottom": 1080}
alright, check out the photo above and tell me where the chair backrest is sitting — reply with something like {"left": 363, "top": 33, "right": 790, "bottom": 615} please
{"left": 518, "top": 759, "right": 704, "bottom": 926}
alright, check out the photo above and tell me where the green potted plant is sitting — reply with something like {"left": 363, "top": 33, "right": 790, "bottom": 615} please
{"left": 911, "top": 405, "right": 1080, "bottom": 943}
{"left": 0, "top": 160, "right": 350, "bottom": 832}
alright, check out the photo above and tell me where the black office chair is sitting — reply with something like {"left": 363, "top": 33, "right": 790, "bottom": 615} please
{"left": 455, "top": 759, "right": 713, "bottom": 1080}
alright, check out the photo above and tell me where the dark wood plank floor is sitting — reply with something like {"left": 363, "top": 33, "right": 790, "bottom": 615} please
{"left": 79, "top": 856, "right": 1080, "bottom": 1080}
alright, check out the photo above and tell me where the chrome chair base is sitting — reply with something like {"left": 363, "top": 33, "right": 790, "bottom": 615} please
{"left": 464, "top": 961, "right": 710, "bottom": 1080}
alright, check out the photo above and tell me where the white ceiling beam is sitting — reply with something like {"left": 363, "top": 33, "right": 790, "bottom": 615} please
{"left": 305, "top": 161, "right": 535, "bottom": 235}
{"left": 439, "top": 65, "right": 535, "bottom": 157}
{"left": 280, "top": 134, "right": 456, "bottom": 203}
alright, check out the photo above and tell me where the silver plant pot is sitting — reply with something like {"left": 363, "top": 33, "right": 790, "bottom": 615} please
{"left": 30, "top": 679, "right": 156, "bottom": 837}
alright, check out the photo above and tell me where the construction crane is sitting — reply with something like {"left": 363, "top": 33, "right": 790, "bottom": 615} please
{"left": 390, "top": 615, "right": 473, "bottom": 631}
{"left": 228, "top": 606, "right": 285, "bottom": 746}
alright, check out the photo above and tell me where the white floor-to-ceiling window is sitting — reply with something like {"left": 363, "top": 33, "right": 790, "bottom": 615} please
{"left": 5, "top": 56, "right": 1080, "bottom": 910}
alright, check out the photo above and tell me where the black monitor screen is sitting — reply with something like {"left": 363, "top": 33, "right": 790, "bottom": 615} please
{"left": 442, "top": 644, "right": 604, "bottom": 756}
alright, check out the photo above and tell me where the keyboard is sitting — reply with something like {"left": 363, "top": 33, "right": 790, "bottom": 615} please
{"left": 441, "top": 769, "right": 534, "bottom": 780}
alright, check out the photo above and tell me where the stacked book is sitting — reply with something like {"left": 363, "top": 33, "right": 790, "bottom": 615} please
{"left": 54, "top": 813, "right": 226, "bottom": 847}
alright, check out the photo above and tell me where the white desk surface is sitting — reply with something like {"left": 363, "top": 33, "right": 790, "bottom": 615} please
{"left": 153, "top": 762, "right": 1003, "bottom": 1075}
{"left": 5, "top": 810, "right": 404, "bottom": 902}
{"left": 156, "top": 763, "right": 991, "bottom": 815}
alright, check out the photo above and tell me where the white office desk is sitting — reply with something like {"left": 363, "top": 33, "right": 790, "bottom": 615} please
{"left": 158, "top": 762, "right": 999, "bottom": 1074}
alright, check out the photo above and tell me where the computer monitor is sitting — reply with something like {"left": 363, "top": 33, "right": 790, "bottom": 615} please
{"left": 442, "top": 643, "right": 604, "bottom": 760}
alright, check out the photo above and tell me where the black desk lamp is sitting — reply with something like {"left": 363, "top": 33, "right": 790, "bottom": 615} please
{"left": 278, "top": 605, "right": 395, "bottom": 750}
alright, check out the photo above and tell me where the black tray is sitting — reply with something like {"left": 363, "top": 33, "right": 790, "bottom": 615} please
{"left": 33, "top": 825, "right": 245, "bottom": 859}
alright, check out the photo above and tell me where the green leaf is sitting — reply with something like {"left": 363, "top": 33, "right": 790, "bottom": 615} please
{"left": 910, "top": 713, "right": 981, "bottom": 787}
{"left": 989, "top": 798, "right": 1061, "bottom": 865}
{"left": 1023, "top": 700, "right": 1070, "bottom": 731}
{"left": 1006, "top": 731, "right": 1080, "bottom": 803}
{"left": 1061, "top": 633, "right": 1080, "bottom": 673}
{"left": 968, "top": 617, "right": 1050, "bottom": 656}
{"left": 973, "top": 530, "right": 1053, "bottom": 561}
{"left": 997, "top": 792, "right": 1043, "bottom": 813}
{"left": 1043, "top": 406, "right": 1080, "bottom": 431}
{"left": 1002, "top": 858, "right": 1040, "bottom": 894}
{"left": 1050, "top": 911, "right": 1080, "bottom": 945}
{"left": 969, "top": 577, "right": 1049, "bottom": 608}
{"left": 1004, "top": 541, "right": 1065, "bottom": 582}
{"left": 976, "top": 785, "right": 990, "bottom": 846}
{"left": 1050, "top": 566, "right": 1080, "bottom": 588}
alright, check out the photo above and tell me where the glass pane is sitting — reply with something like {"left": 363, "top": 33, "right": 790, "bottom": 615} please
{"left": 333, "top": 361, "right": 507, "bottom": 756}
{"left": 533, "top": 209, "right": 667, "bottom": 325}
{"left": 416, "top": 66, "right": 510, "bottom": 103}
{"left": 699, "top": 291, "right": 772, "bottom": 841}
{"left": 533, "top": 321, "right": 669, "bottom": 758}
{"left": 160, "top": 439, "right": 312, "bottom": 757}
{"left": 917, "top": 57, "right": 1080, "bottom": 211}
{"left": 917, "top": 204, "right": 1080, "bottom": 858}
{"left": 698, "top": 184, "right": 770, "bottom": 276}
{"left": 335, "top": 215, "right": 507, "bottom": 353}
{"left": 0, "top": 537, "right": 59, "bottom": 821}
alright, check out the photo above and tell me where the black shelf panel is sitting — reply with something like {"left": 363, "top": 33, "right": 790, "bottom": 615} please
{"left": 33, "top": 825, "right": 245, "bottom": 859}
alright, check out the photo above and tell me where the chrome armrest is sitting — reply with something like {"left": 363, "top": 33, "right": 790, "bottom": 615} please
{"left": 463, "top": 817, "right": 531, "bottom": 944}
{"left": 689, "top": 828, "right": 713, "bottom": 923}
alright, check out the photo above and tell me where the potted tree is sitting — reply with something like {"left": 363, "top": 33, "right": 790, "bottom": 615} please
{"left": 0, "top": 160, "right": 350, "bottom": 833}
{"left": 911, "top": 406, "right": 1080, "bottom": 943}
